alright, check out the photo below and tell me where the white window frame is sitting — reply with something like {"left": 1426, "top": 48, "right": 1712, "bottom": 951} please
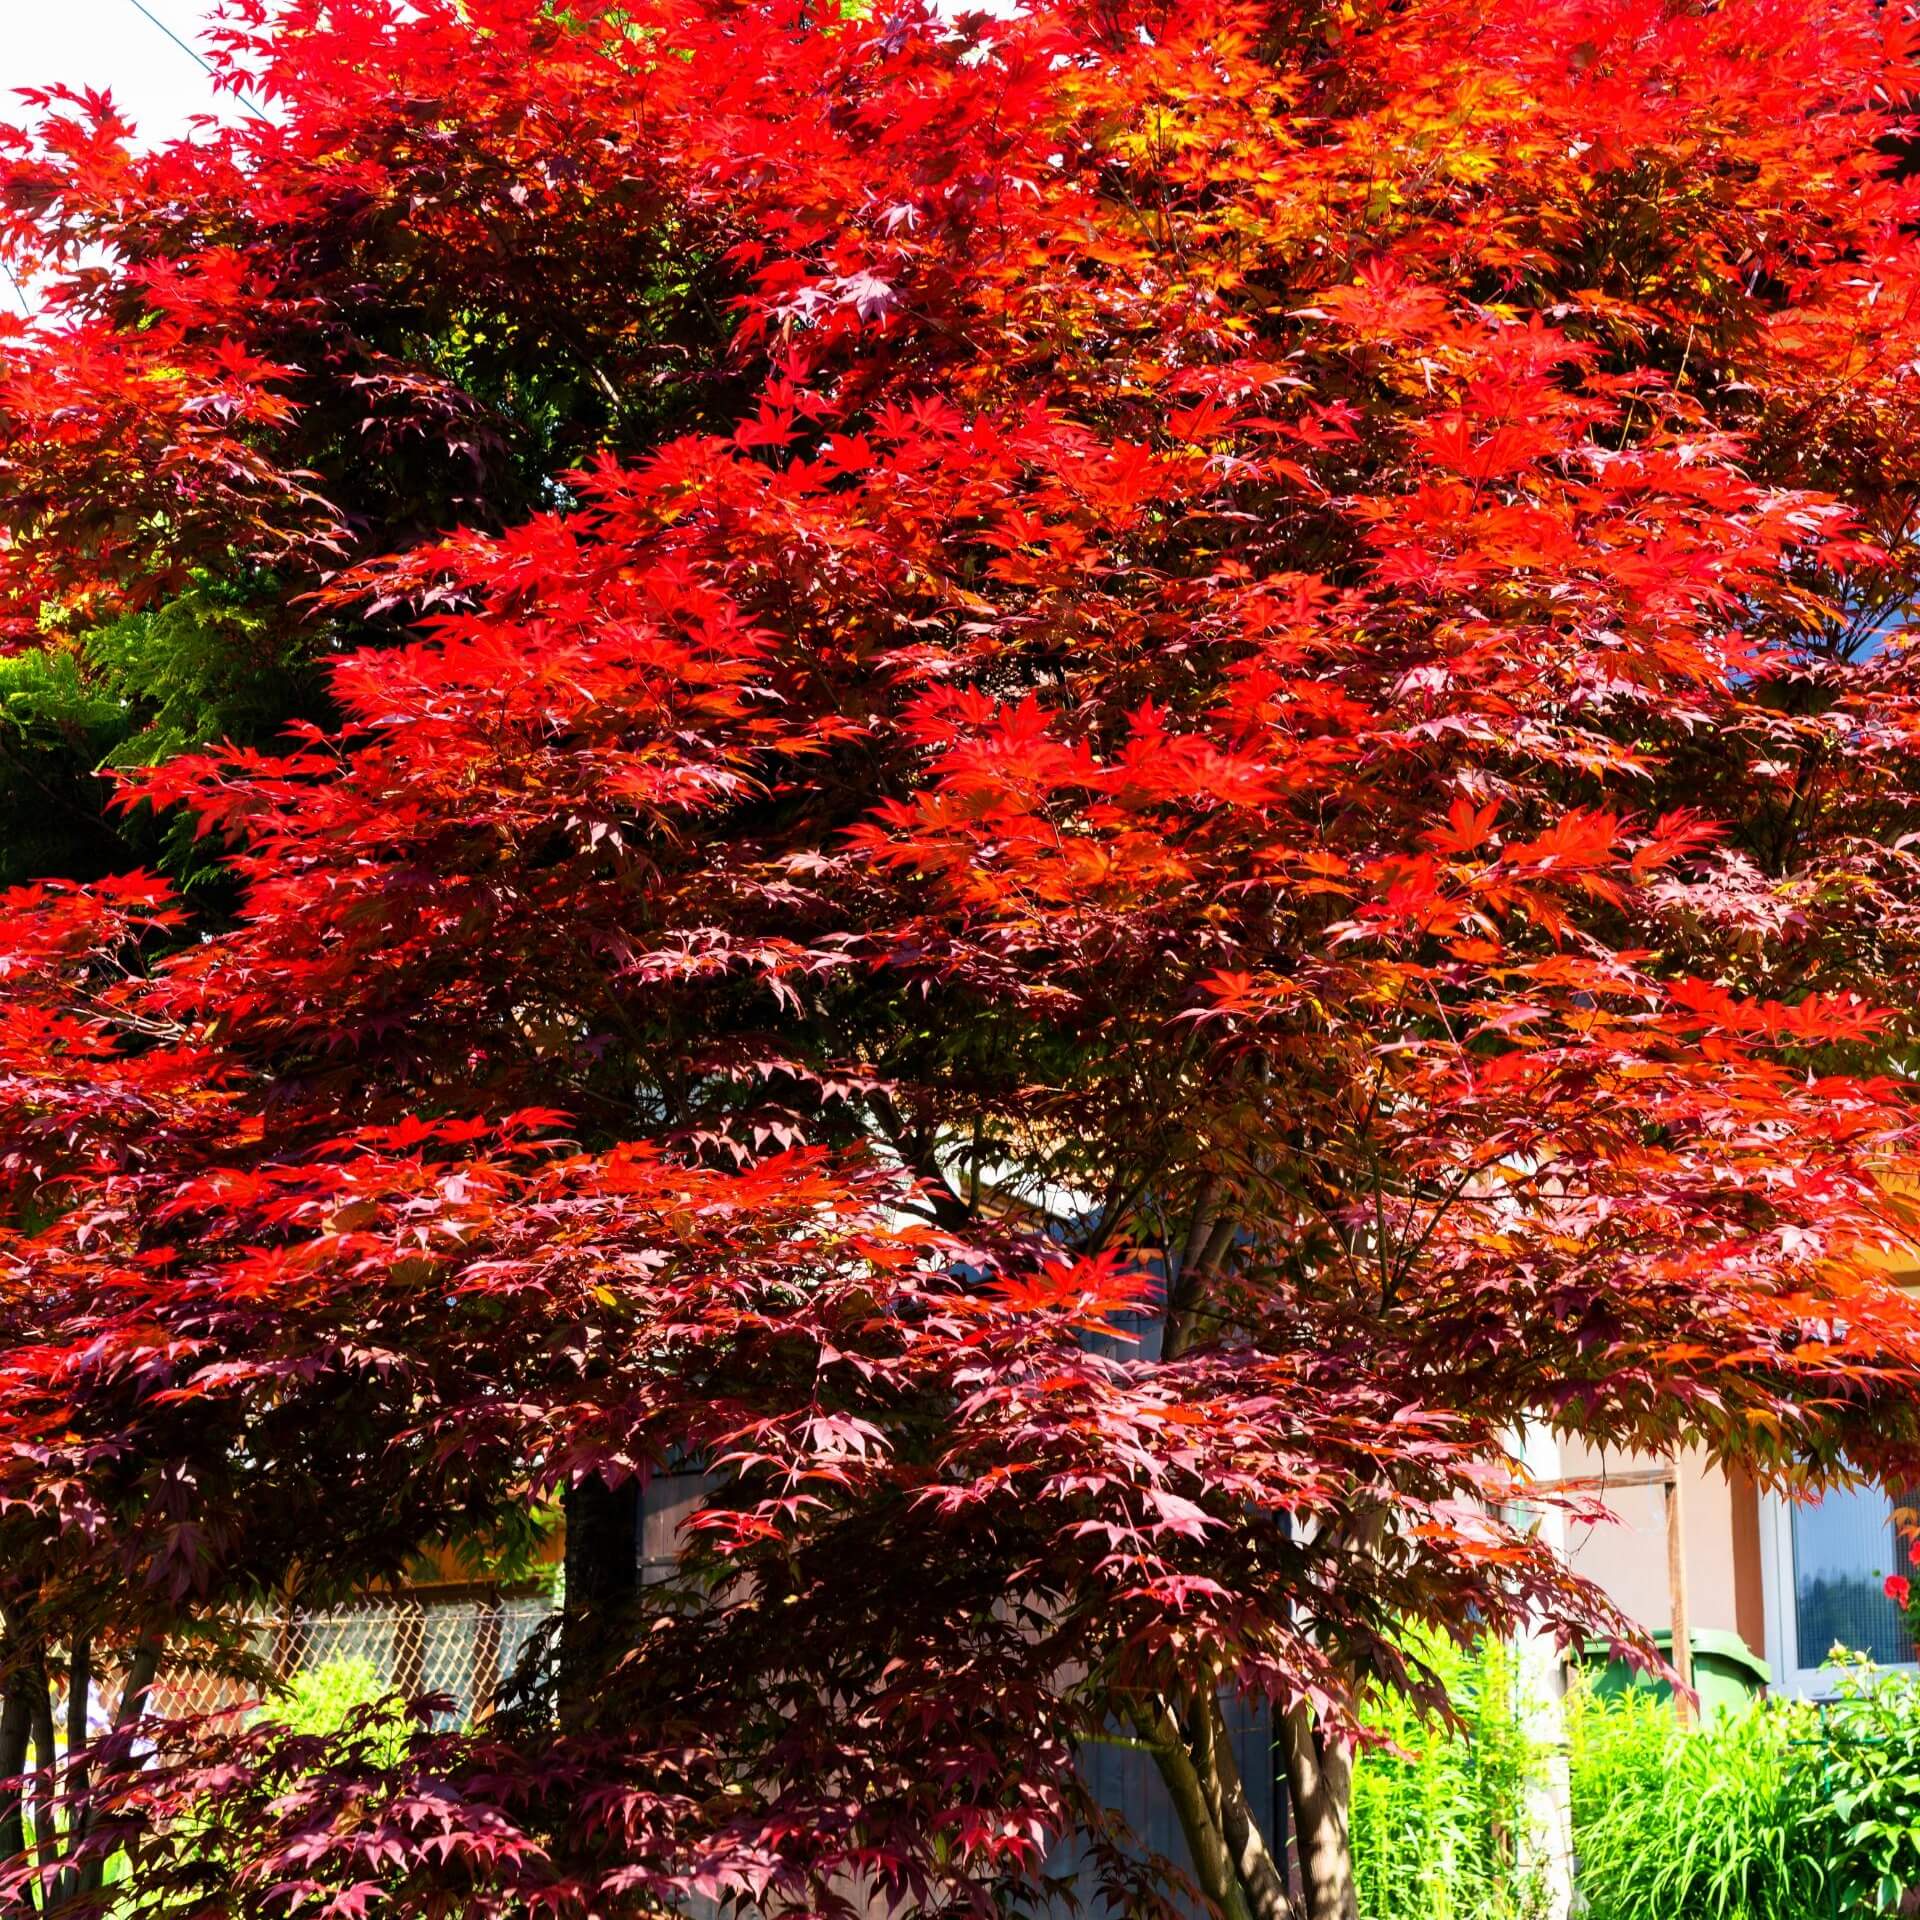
{"left": 1759, "top": 1486, "right": 1920, "bottom": 1697}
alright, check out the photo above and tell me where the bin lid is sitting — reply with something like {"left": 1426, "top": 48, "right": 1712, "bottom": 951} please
{"left": 1575, "top": 1628, "right": 1770, "bottom": 1686}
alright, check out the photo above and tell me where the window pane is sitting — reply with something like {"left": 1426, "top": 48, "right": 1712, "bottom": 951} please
{"left": 1792, "top": 1483, "right": 1918, "bottom": 1669}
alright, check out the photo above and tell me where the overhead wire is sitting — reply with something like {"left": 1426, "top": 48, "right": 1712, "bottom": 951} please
{"left": 121, "top": 0, "right": 273, "bottom": 123}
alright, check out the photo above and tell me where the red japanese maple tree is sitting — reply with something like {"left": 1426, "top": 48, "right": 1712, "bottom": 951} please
{"left": 8, "top": 3, "right": 1920, "bottom": 1918}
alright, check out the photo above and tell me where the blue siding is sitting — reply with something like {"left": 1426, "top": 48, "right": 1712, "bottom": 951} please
{"left": 1055, "top": 1695, "right": 1281, "bottom": 1914}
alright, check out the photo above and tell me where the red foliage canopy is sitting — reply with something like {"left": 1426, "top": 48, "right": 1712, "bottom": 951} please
{"left": 8, "top": 0, "right": 1920, "bottom": 1914}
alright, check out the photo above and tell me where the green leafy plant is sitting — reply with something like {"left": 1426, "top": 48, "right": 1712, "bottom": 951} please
{"left": 1355, "top": 1650, "right": 1920, "bottom": 1919}
{"left": 276, "top": 1654, "right": 386, "bottom": 1738}
{"left": 1801, "top": 1653, "right": 1920, "bottom": 1914}
{"left": 1350, "top": 1634, "right": 1552, "bottom": 1920}
{"left": 0, "top": 578, "right": 314, "bottom": 888}
{"left": 261, "top": 1655, "right": 410, "bottom": 1769}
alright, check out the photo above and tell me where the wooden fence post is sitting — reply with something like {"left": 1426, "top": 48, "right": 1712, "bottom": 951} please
{"left": 1665, "top": 1464, "right": 1694, "bottom": 1728}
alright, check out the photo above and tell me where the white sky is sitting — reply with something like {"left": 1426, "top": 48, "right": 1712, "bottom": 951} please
{"left": 2, "top": 0, "right": 227, "bottom": 146}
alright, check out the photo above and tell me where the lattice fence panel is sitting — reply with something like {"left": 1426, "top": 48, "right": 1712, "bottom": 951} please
{"left": 151, "top": 1592, "right": 555, "bottom": 1728}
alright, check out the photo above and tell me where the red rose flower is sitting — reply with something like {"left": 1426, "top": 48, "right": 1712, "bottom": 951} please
{"left": 1886, "top": 1574, "right": 1912, "bottom": 1610}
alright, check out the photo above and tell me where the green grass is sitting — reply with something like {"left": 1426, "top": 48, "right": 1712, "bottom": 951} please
{"left": 1357, "top": 1641, "right": 1920, "bottom": 1918}
{"left": 1567, "top": 1684, "right": 1826, "bottom": 1920}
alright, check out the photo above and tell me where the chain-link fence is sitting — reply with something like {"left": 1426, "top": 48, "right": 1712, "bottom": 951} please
{"left": 152, "top": 1588, "right": 556, "bottom": 1728}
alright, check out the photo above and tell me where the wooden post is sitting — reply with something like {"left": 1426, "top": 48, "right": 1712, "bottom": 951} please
{"left": 393, "top": 1599, "right": 427, "bottom": 1700}
{"left": 270, "top": 1568, "right": 303, "bottom": 1687}
{"left": 472, "top": 1595, "right": 503, "bottom": 1725}
{"left": 1665, "top": 1463, "right": 1694, "bottom": 1729}
{"left": 1532, "top": 1462, "right": 1695, "bottom": 1730}
{"left": 271, "top": 1612, "right": 300, "bottom": 1686}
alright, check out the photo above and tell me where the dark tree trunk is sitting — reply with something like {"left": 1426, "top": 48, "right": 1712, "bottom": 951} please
{"left": 52, "top": 1639, "right": 88, "bottom": 1907}
{"left": 0, "top": 1662, "right": 31, "bottom": 1914}
{"left": 559, "top": 1477, "right": 641, "bottom": 1732}
{"left": 71, "top": 1641, "right": 160, "bottom": 1902}
{"left": 26, "top": 1665, "right": 55, "bottom": 1897}
{"left": 1198, "top": 1695, "right": 1295, "bottom": 1920}
{"left": 1153, "top": 1189, "right": 1302, "bottom": 1918}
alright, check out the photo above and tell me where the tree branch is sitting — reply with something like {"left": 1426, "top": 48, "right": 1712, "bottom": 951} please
{"left": 1199, "top": 1693, "right": 1299, "bottom": 1920}
{"left": 1131, "top": 1694, "right": 1253, "bottom": 1920}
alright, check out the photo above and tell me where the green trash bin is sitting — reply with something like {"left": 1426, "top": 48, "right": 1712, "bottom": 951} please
{"left": 1574, "top": 1627, "right": 1770, "bottom": 1722}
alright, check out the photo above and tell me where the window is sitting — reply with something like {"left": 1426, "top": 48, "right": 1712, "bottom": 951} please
{"left": 1765, "top": 1482, "right": 1919, "bottom": 1691}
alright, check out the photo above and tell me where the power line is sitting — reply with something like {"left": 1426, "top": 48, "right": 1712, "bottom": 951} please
{"left": 121, "top": 0, "right": 273, "bottom": 124}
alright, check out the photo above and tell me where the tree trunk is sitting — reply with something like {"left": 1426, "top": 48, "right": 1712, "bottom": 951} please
{"left": 1195, "top": 1694, "right": 1295, "bottom": 1920}
{"left": 1164, "top": 1195, "right": 1237, "bottom": 1361}
{"left": 71, "top": 1640, "right": 160, "bottom": 1901}
{"left": 1137, "top": 1697, "right": 1254, "bottom": 1920}
{"left": 53, "top": 1640, "right": 88, "bottom": 1907}
{"left": 1156, "top": 1194, "right": 1300, "bottom": 1918}
{"left": 1141, "top": 1690, "right": 1299, "bottom": 1920}
{"left": 0, "top": 1662, "right": 31, "bottom": 1912}
{"left": 559, "top": 1476, "right": 641, "bottom": 1732}
{"left": 1281, "top": 1702, "right": 1358, "bottom": 1920}
{"left": 27, "top": 1665, "right": 55, "bottom": 1896}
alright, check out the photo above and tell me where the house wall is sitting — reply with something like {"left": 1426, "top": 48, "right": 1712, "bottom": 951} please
{"left": 1555, "top": 1438, "right": 1767, "bottom": 1658}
